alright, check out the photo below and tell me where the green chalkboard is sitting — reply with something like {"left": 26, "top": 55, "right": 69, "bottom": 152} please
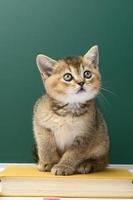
{"left": 0, "top": 0, "right": 132, "bottom": 164}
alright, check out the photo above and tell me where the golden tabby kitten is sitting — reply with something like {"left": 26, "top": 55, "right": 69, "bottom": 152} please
{"left": 33, "top": 46, "right": 110, "bottom": 175}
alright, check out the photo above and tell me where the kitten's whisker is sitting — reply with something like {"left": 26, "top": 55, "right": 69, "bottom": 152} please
{"left": 98, "top": 92, "right": 111, "bottom": 106}
{"left": 97, "top": 96, "right": 106, "bottom": 111}
{"left": 100, "top": 87, "right": 117, "bottom": 96}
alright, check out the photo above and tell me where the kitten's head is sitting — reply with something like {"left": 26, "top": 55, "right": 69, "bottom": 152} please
{"left": 36, "top": 46, "right": 101, "bottom": 104}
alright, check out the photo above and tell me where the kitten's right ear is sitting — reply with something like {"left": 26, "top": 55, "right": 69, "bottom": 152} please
{"left": 36, "top": 54, "right": 57, "bottom": 79}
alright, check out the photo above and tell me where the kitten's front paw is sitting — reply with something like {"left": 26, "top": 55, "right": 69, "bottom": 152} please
{"left": 37, "top": 163, "right": 54, "bottom": 172}
{"left": 77, "top": 162, "right": 91, "bottom": 174}
{"left": 51, "top": 164, "right": 75, "bottom": 175}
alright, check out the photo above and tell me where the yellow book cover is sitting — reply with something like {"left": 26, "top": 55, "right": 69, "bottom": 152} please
{"left": 0, "top": 165, "right": 133, "bottom": 198}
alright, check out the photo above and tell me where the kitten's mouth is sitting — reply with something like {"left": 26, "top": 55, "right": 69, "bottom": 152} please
{"left": 77, "top": 87, "right": 86, "bottom": 94}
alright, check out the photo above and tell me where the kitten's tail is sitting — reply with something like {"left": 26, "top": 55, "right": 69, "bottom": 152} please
{"left": 32, "top": 143, "right": 39, "bottom": 162}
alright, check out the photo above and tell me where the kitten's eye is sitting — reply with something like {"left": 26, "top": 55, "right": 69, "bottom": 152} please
{"left": 63, "top": 73, "right": 73, "bottom": 81}
{"left": 84, "top": 70, "right": 92, "bottom": 79}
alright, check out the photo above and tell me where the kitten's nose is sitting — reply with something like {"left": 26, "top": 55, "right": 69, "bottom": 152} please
{"left": 78, "top": 81, "right": 85, "bottom": 87}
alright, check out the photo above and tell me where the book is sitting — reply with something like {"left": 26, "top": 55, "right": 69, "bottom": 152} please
{"left": 0, "top": 165, "right": 133, "bottom": 198}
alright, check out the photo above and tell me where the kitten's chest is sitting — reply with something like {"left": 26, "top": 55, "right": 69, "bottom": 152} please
{"left": 40, "top": 111, "right": 88, "bottom": 152}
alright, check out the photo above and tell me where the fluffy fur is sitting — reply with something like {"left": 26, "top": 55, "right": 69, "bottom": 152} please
{"left": 33, "top": 46, "right": 110, "bottom": 175}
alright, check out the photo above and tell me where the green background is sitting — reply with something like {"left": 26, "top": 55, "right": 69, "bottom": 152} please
{"left": 0, "top": 0, "right": 132, "bottom": 163}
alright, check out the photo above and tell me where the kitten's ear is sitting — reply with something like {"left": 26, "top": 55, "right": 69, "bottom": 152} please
{"left": 36, "top": 54, "right": 57, "bottom": 79}
{"left": 84, "top": 45, "right": 99, "bottom": 67}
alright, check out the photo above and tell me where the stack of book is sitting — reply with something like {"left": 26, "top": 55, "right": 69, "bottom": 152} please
{"left": 0, "top": 165, "right": 133, "bottom": 198}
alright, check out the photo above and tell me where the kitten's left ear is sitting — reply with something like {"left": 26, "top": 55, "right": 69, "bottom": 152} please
{"left": 84, "top": 45, "right": 99, "bottom": 67}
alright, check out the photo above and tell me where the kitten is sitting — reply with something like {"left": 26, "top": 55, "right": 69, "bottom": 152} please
{"left": 33, "top": 46, "right": 110, "bottom": 175}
